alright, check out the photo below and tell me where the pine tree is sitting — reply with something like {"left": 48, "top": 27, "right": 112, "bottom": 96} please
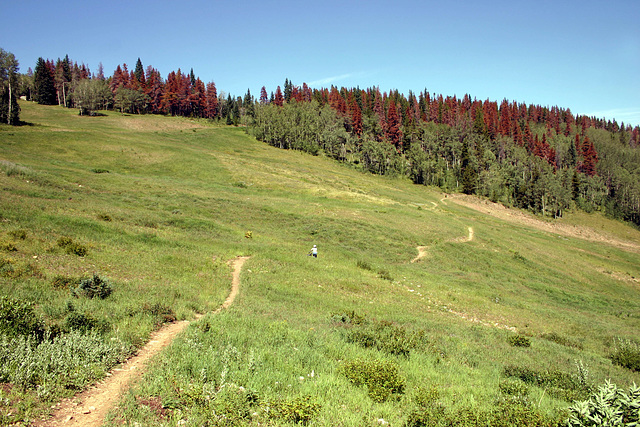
{"left": 259, "top": 86, "right": 268, "bottom": 104}
{"left": 134, "top": 58, "right": 145, "bottom": 85}
{"left": 205, "top": 81, "right": 218, "bottom": 119}
{"left": 33, "top": 57, "right": 56, "bottom": 105}
{"left": 274, "top": 86, "right": 284, "bottom": 106}
{"left": 386, "top": 100, "right": 402, "bottom": 149}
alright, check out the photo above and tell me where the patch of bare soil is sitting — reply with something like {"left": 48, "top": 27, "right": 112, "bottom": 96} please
{"left": 448, "top": 194, "right": 640, "bottom": 253}
{"left": 36, "top": 256, "right": 249, "bottom": 427}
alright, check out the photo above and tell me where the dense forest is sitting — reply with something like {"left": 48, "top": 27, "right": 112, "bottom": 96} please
{"left": 2, "top": 49, "right": 639, "bottom": 226}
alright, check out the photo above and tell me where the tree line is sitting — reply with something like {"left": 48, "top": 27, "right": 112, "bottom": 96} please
{"left": 2, "top": 47, "right": 638, "bottom": 225}
{"left": 247, "top": 82, "right": 640, "bottom": 226}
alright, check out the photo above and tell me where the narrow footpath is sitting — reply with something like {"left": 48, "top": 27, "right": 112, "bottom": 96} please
{"left": 38, "top": 256, "right": 250, "bottom": 427}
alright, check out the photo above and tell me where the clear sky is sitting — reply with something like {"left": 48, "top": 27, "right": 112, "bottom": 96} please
{"left": 2, "top": 0, "right": 639, "bottom": 126}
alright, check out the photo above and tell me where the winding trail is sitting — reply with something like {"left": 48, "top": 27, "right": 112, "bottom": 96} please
{"left": 38, "top": 256, "right": 250, "bottom": 427}
{"left": 411, "top": 226, "right": 474, "bottom": 263}
{"left": 407, "top": 225, "right": 516, "bottom": 331}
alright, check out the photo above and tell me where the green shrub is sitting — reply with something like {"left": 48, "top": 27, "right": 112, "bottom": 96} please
{"left": 330, "top": 310, "right": 366, "bottom": 326}
{"left": 72, "top": 273, "right": 112, "bottom": 299}
{"left": 90, "top": 168, "right": 109, "bottom": 174}
{"left": 503, "top": 364, "right": 591, "bottom": 402}
{"left": 413, "top": 384, "right": 440, "bottom": 407}
{"left": 499, "top": 378, "right": 529, "bottom": 397}
{"left": 8, "top": 229, "right": 27, "bottom": 240}
{"left": 567, "top": 380, "right": 640, "bottom": 427}
{"left": 212, "top": 384, "right": 258, "bottom": 425}
{"left": 264, "top": 395, "right": 321, "bottom": 425}
{"left": 51, "top": 275, "right": 80, "bottom": 290}
{"left": 341, "top": 358, "right": 405, "bottom": 402}
{"left": 141, "top": 302, "right": 176, "bottom": 327}
{"left": 0, "top": 240, "right": 17, "bottom": 252}
{"left": 609, "top": 338, "right": 640, "bottom": 372}
{"left": 64, "top": 312, "right": 105, "bottom": 333}
{"left": 56, "top": 236, "right": 88, "bottom": 257}
{"left": 97, "top": 213, "right": 112, "bottom": 222}
{"left": 508, "top": 333, "right": 531, "bottom": 347}
{"left": 0, "top": 330, "right": 131, "bottom": 398}
{"left": 356, "top": 260, "right": 373, "bottom": 271}
{"left": 0, "top": 161, "right": 36, "bottom": 179}
{"left": 343, "top": 319, "right": 426, "bottom": 356}
{"left": 540, "top": 332, "right": 583, "bottom": 349}
{"left": 0, "top": 296, "right": 45, "bottom": 340}
{"left": 377, "top": 269, "right": 394, "bottom": 281}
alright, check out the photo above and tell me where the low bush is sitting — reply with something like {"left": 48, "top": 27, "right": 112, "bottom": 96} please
{"left": 0, "top": 240, "right": 17, "bottom": 252}
{"left": 356, "top": 260, "right": 373, "bottom": 271}
{"left": 51, "top": 275, "right": 80, "bottom": 290}
{"left": 540, "top": 332, "right": 583, "bottom": 349}
{"left": 264, "top": 395, "right": 321, "bottom": 425}
{"left": 503, "top": 364, "right": 591, "bottom": 401}
{"left": 0, "top": 331, "right": 131, "bottom": 399}
{"left": 499, "top": 378, "right": 530, "bottom": 397}
{"left": 567, "top": 380, "right": 640, "bottom": 426}
{"left": 341, "top": 358, "right": 405, "bottom": 402}
{"left": 212, "top": 384, "right": 258, "bottom": 425}
{"left": 141, "top": 302, "right": 176, "bottom": 327}
{"left": 8, "top": 229, "right": 27, "bottom": 240}
{"left": 405, "top": 395, "right": 561, "bottom": 427}
{"left": 64, "top": 312, "right": 106, "bottom": 333}
{"left": 377, "top": 269, "right": 394, "bottom": 281}
{"left": 0, "top": 296, "right": 45, "bottom": 341}
{"left": 56, "top": 236, "right": 88, "bottom": 257}
{"left": 96, "top": 213, "right": 112, "bottom": 222}
{"left": 609, "top": 338, "right": 640, "bottom": 372}
{"left": 508, "top": 333, "right": 531, "bottom": 347}
{"left": 0, "top": 257, "right": 15, "bottom": 277}
{"left": 342, "top": 318, "right": 426, "bottom": 357}
{"left": 330, "top": 310, "right": 366, "bottom": 326}
{"left": 71, "top": 273, "right": 113, "bottom": 299}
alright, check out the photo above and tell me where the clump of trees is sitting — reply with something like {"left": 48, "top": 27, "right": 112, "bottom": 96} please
{"left": 0, "top": 48, "right": 20, "bottom": 125}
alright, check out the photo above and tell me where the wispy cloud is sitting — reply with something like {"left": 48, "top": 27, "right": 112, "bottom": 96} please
{"left": 307, "top": 73, "right": 354, "bottom": 87}
{"left": 585, "top": 108, "right": 640, "bottom": 126}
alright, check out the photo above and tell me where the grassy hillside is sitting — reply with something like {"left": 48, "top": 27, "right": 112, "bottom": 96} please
{"left": 1, "top": 102, "right": 639, "bottom": 426}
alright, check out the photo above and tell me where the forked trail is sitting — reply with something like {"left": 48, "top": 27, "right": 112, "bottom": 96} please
{"left": 38, "top": 256, "right": 250, "bottom": 427}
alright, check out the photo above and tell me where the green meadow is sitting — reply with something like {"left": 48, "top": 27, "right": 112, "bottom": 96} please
{"left": 1, "top": 102, "right": 639, "bottom": 426}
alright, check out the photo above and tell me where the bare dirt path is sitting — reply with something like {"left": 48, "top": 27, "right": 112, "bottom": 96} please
{"left": 411, "top": 226, "right": 474, "bottom": 263}
{"left": 37, "top": 256, "right": 250, "bottom": 427}
{"left": 448, "top": 194, "right": 640, "bottom": 253}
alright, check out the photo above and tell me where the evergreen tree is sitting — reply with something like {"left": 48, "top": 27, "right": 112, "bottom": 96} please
{"left": 33, "top": 57, "right": 56, "bottom": 105}
{"left": 190, "top": 68, "right": 196, "bottom": 88}
{"left": 134, "top": 58, "right": 145, "bottom": 85}
{"left": 386, "top": 100, "right": 402, "bottom": 149}
{"left": 259, "top": 86, "right": 268, "bottom": 104}
{"left": 284, "top": 78, "right": 292, "bottom": 102}
{"left": 274, "top": 86, "right": 284, "bottom": 106}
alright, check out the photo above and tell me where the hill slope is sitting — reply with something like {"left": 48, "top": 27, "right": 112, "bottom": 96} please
{"left": 1, "top": 102, "right": 639, "bottom": 426}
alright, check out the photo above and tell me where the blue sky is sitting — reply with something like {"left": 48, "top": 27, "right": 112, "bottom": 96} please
{"left": 2, "top": 0, "right": 639, "bottom": 126}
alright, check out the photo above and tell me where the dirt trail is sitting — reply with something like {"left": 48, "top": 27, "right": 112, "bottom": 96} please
{"left": 411, "top": 226, "right": 474, "bottom": 263}
{"left": 449, "top": 194, "right": 640, "bottom": 253}
{"left": 38, "top": 256, "right": 250, "bottom": 427}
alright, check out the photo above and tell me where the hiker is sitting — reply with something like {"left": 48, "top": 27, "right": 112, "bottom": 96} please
{"left": 309, "top": 244, "right": 318, "bottom": 258}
